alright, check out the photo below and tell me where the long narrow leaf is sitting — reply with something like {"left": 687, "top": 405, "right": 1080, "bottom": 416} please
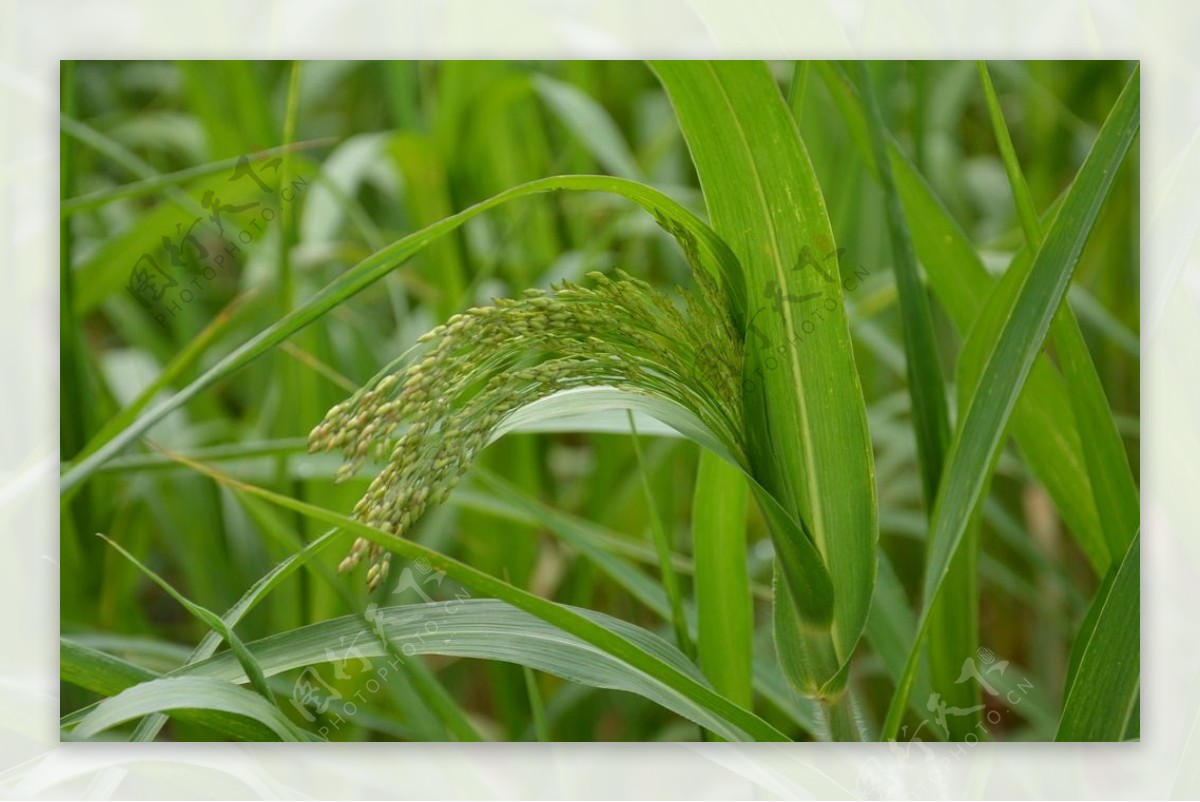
{"left": 71, "top": 677, "right": 315, "bottom": 742}
{"left": 882, "top": 66, "right": 1140, "bottom": 740}
{"left": 860, "top": 62, "right": 979, "bottom": 737}
{"left": 1056, "top": 532, "right": 1140, "bottom": 741}
{"left": 61, "top": 639, "right": 279, "bottom": 741}
{"left": 629, "top": 412, "right": 694, "bottom": 659}
{"left": 167, "top": 451, "right": 790, "bottom": 742}
{"left": 653, "top": 61, "right": 877, "bottom": 704}
{"left": 129, "top": 526, "right": 346, "bottom": 741}
{"left": 858, "top": 62, "right": 950, "bottom": 510}
{"left": 177, "top": 599, "right": 755, "bottom": 742}
{"left": 96, "top": 534, "right": 275, "bottom": 704}
{"left": 818, "top": 61, "right": 1110, "bottom": 573}
{"left": 978, "top": 61, "right": 1043, "bottom": 249}
{"left": 61, "top": 174, "right": 750, "bottom": 495}
{"left": 977, "top": 61, "right": 1139, "bottom": 562}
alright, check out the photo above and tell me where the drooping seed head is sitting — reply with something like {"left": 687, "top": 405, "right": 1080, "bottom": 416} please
{"left": 311, "top": 270, "right": 745, "bottom": 586}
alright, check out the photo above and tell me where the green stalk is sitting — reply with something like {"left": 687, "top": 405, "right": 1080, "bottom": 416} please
{"left": 629, "top": 412, "right": 694, "bottom": 660}
{"left": 523, "top": 666, "right": 551, "bottom": 742}
{"left": 692, "top": 450, "right": 752, "bottom": 726}
{"left": 820, "top": 689, "right": 865, "bottom": 742}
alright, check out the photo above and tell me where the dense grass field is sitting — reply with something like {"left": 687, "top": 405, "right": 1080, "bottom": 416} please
{"left": 59, "top": 60, "right": 1139, "bottom": 742}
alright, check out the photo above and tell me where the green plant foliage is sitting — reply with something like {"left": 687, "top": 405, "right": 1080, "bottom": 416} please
{"left": 60, "top": 60, "right": 1139, "bottom": 743}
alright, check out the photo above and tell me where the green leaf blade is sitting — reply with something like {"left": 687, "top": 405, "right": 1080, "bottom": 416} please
{"left": 818, "top": 60, "right": 1111, "bottom": 574}
{"left": 858, "top": 62, "right": 951, "bottom": 510}
{"left": 883, "top": 65, "right": 1140, "bottom": 740}
{"left": 977, "top": 59, "right": 1139, "bottom": 563}
{"left": 172, "top": 454, "right": 790, "bottom": 743}
{"left": 71, "top": 676, "right": 314, "bottom": 742}
{"left": 1056, "top": 532, "right": 1140, "bottom": 741}
{"left": 653, "top": 60, "right": 877, "bottom": 695}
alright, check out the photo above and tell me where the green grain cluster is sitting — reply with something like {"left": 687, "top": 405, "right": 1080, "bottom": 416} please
{"left": 310, "top": 270, "right": 743, "bottom": 589}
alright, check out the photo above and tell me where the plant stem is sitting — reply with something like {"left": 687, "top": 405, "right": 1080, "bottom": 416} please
{"left": 821, "top": 691, "right": 865, "bottom": 742}
{"left": 628, "top": 411, "right": 695, "bottom": 661}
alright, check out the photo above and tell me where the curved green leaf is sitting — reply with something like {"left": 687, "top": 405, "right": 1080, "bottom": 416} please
{"left": 653, "top": 60, "right": 877, "bottom": 702}
{"left": 167, "top": 453, "right": 790, "bottom": 742}
{"left": 128, "top": 526, "right": 346, "bottom": 742}
{"left": 496, "top": 386, "right": 833, "bottom": 627}
{"left": 60, "top": 639, "right": 280, "bottom": 742}
{"left": 96, "top": 534, "right": 275, "bottom": 704}
{"left": 71, "top": 677, "right": 315, "bottom": 742}
{"left": 61, "top": 174, "right": 748, "bottom": 495}
{"left": 179, "top": 599, "right": 758, "bottom": 742}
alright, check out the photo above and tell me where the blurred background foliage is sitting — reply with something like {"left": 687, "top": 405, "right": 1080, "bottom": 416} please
{"left": 61, "top": 60, "right": 1138, "bottom": 741}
